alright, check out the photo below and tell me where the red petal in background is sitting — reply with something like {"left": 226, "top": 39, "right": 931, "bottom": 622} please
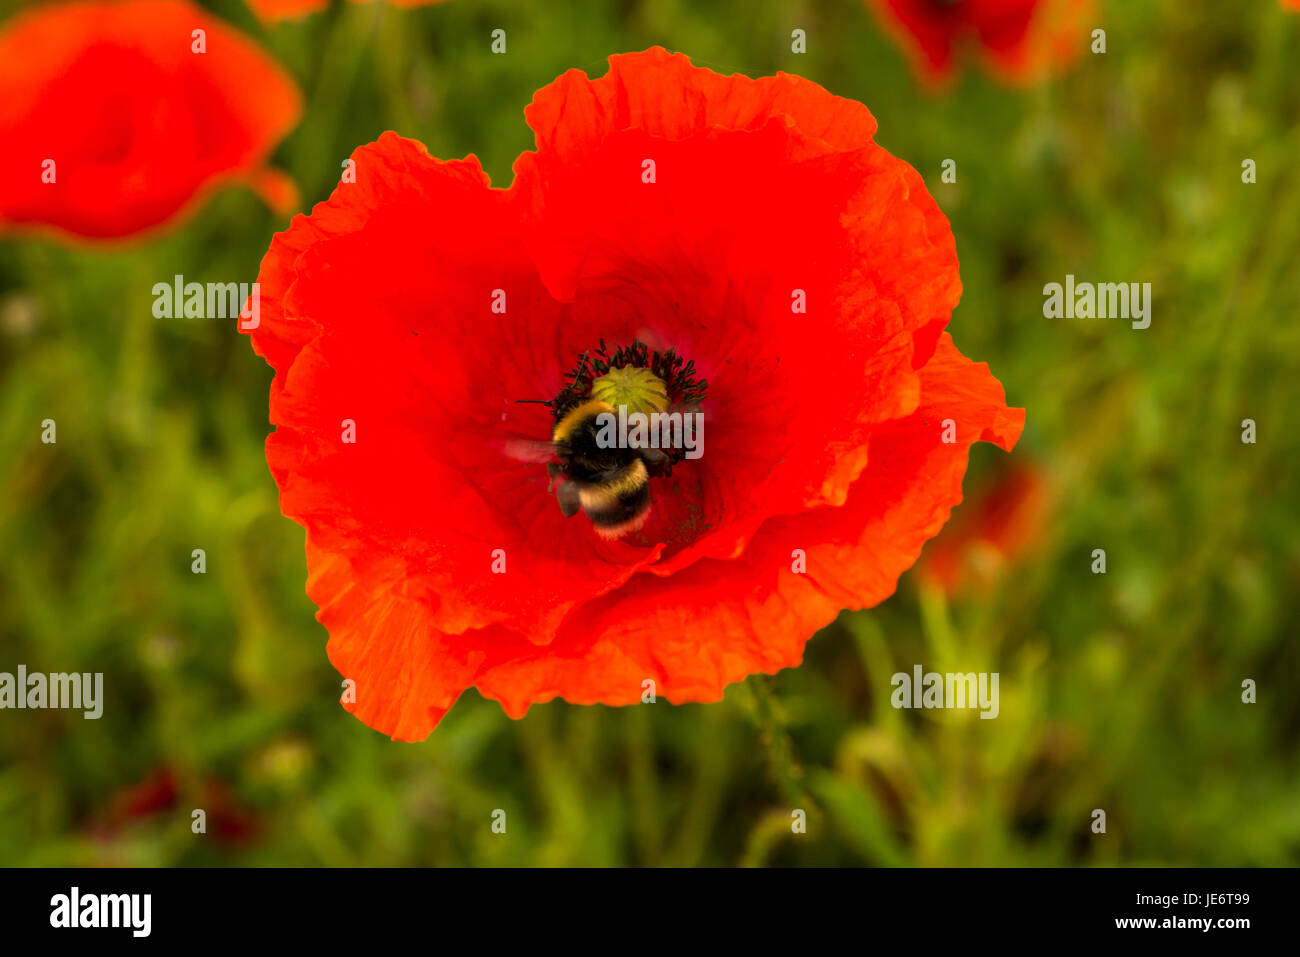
{"left": 0, "top": 0, "right": 302, "bottom": 241}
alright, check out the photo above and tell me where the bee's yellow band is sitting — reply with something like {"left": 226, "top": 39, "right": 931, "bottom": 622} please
{"left": 553, "top": 399, "right": 615, "bottom": 444}
{"left": 578, "top": 457, "right": 648, "bottom": 507}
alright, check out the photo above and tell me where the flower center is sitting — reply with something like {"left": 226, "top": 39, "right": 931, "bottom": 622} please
{"left": 526, "top": 339, "right": 708, "bottom": 540}
{"left": 547, "top": 338, "right": 708, "bottom": 421}
{"left": 591, "top": 365, "right": 669, "bottom": 416}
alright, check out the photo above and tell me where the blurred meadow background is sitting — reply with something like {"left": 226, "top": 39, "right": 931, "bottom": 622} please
{"left": 1, "top": 0, "right": 1298, "bottom": 866}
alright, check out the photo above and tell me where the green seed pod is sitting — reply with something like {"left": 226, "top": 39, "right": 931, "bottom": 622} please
{"left": 590, "top": 365, "right": 670, "bottom": 416}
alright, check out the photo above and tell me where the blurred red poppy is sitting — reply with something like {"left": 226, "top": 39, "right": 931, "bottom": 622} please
{"left": 90, "top": 765, "right": 259, "bottom": 848}
{"left": 919, "top": 461, "right": 1051, "bottom": 594}
{"left": 245, "top": 0, "right": 447, "bottom": 22}
{"left": 101, "top": 767, "right": 178, "bottom": 823}
{"left": 865, "top": 0, "right": 1093, "bottom": 86}
{"left": 0, "top": 0, "right": 302, "bottom": 241}
{"left": 245, "top": 48, "right": 1024, "bottom": 740}
{"left": 244, "top": 0, "right": 326, "bottom": 18}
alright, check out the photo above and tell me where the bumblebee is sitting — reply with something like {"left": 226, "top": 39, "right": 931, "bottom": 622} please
{"left": 512, "top": 339, "right": 707, "bottom": 541}
{"left": 547, "top": 398, "right": 669, "bottom": 540}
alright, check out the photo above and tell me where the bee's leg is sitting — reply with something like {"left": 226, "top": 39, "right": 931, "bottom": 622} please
{"left": 546, "top": 461, "right": 564, "bottom": 493}
{"left": 555, "top": 479, "right": 582, "bottom": 518}
{"left": 640, "top": 448, "right": 673, "bottom": 478}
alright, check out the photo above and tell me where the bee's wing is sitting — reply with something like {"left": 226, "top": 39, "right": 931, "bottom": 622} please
{"left": 500, "top": 436, "right": 555, "bottom": 464}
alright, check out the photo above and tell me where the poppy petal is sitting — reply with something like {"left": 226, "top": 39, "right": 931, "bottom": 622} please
{"left": 253, "top": 133, "right": 665, "bottom": 650}
{"left": 0, "top": 0, "right": 302, "bottom": 240}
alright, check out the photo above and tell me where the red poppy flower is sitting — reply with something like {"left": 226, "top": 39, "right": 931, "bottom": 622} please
{"left": 89, "top": 765, "right": 259, "bottom": 848}
{"left": 244, "top": 0, "right": 327, "bottom": 20}
{"left": 0, "top": 0, "right": 301, "bottom": 241}
{"left": 245, "top": 48, "right": 1024, "bottom": 740}
{"left": 245, "top": 0, "right": 446, "bottom": 23}
{"left": 865, "top": 0, "right": 1092, "bottom": 85}
{"left": 918, "top": 461, "right": 1051, "bottom": 594}
{"left": 101, "top": 767, "right": 179, "bottom": 824}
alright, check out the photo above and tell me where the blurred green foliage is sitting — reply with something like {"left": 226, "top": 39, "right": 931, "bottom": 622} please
{"left": 1, "top": 0, "right": 1298, "bottom": 866}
